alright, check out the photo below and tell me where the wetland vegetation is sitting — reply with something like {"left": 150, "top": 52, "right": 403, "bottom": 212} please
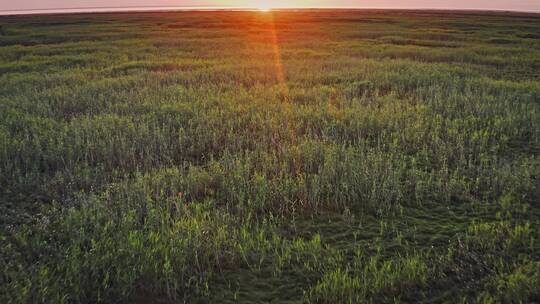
{"left": 1, "top": 9, "right": 540, "bottom": 303}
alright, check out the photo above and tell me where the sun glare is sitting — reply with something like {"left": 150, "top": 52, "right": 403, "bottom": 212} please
{"left": 255, "top": 1, "right": 273, "bottom": 11}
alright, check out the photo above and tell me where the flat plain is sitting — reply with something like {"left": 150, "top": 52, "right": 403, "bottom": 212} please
{"left": 1, "top": 9, "right": 540, "bottom": 303}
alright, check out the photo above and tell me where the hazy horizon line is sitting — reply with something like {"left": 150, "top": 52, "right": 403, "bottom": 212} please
{"left": 2, "top": 5, "right": 540, "bottom": 16}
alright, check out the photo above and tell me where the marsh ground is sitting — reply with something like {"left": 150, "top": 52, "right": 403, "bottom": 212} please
{"left": 1, "top": 10, "right": 540, "bottom": 303}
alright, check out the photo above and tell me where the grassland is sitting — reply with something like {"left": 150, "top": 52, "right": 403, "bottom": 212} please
{"left": 0, "top": 9, "right": 539, "bottom": 303}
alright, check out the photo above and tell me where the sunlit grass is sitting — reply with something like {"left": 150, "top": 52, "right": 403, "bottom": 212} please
{"left": 0, "top": 10, "right": 539, "bottom": 303}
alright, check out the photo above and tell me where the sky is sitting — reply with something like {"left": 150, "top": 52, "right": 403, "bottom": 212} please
{"left": 1, "top": 0, "right": 540, "bottom": 12}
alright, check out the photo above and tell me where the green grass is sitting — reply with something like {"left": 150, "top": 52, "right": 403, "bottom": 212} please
{"left": 1, "top": 9, "right": 539, "bottom": 303}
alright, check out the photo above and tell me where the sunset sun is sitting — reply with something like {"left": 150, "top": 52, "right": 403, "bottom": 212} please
{"left": 255, "top": 0, "right": 274, "bottom": 11}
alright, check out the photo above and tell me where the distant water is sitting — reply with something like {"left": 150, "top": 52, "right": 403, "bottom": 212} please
{"left": 1, "top": 6, "right": 539, "bottom": 16}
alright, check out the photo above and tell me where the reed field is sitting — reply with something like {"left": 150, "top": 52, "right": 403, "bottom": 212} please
{"left": 1, "top": 9, "right": 540, "bottom": 303}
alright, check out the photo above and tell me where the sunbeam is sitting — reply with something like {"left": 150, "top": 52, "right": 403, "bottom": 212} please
{"left": 267, "top": 12, "right": 289, "bottom": 101}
